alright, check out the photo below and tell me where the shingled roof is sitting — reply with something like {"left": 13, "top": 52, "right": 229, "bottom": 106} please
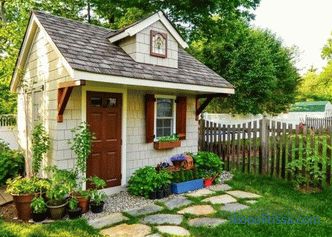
{"left": 31, "top": 11, "right": 234, "bottom": 90}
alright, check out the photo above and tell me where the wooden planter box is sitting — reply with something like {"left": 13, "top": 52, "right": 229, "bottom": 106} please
{"left": 171, "top": 179, "right": 204, "bottom": 194}
{"left": 154, "top": 140, "right": 181, "bottom": 150}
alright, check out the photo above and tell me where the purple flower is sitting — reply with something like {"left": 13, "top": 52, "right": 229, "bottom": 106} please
{"left": 170, "top": 154, "right": 186, "bottom": 162}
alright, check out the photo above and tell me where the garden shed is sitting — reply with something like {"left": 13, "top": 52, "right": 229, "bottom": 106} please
{"left": 10, "top": 11, "right": 234, "bottom": 193}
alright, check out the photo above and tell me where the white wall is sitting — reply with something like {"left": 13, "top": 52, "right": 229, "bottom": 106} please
{"left": 0, "top": 127, "right": 19, "bottom": 150}
{"left": 204, "top": 112, "right": 328, "bottom": 126}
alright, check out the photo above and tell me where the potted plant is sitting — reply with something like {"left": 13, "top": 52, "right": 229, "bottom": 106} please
{"left": 171, "top": 169, "right": 204, "bottom": 194}
{"left": 89, "top": 176, "right": 107, "bottom": 213}
{"left": 154, "top": 134, "right": 181, "bottom": 150}
{"left": 31, "top": 196, "right": 48, "bottom": 222}
{"left": 67, "top": 197, "right": 82, "bottom": 219}
{"left": 6, "top": 176, "right": 37, "bottom": 221}
{"left": 170, "top": 154, "right": 186, "bottom": 168}
{"left": 154, "top": 169, "right": 172, "bottom": 199}
{"left": 192, "top": 152, "right": 223, "bottom": 187}
{"left": 69, "top": 122, "right": 94, "bottom": 213}
{"left": 45, "top": 167, "right": 73, "bottom": 220}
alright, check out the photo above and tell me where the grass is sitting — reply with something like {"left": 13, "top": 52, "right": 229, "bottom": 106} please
{"left": 0, "top": 218, "right": 101, "bottom": 237}
{"left": 1, "top": 173, "right": 332, "bottom": 237}
{"left": 188, "top": 172, "right": 332, "bottom": 237}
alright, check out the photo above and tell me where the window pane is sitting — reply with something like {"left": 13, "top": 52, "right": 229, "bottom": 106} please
{"left": 90, "top": 97, "right": 102, "bottom": 107}
{"left": 157, "top": 99, "right": 173, "bottom": 117}
{"left": 156, "top": 118, "right": 172, "bottom": 137}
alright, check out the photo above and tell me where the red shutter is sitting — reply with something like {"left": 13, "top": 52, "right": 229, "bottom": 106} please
{"left": 176, "top": 96, "right": 187, "bottom": 140}
{"left": 145, "top": 94, "right": 155, "bottom": 143}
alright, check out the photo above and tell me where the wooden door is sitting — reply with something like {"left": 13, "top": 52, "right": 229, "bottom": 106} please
{"left": 87, "top": 91, "right": 122, "bottom": 188}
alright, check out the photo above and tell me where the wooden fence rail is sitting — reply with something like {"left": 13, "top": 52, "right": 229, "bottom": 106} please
{"left": 199, "top": 118, "right": 332, "bottom": 187}
{"left": 0, "top": 114, "right": 16, "bottom": 127}
{"left": 306, "top": 116, "right": 332, "bottom": 129}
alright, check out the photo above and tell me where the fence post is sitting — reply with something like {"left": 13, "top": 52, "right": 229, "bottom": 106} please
{"left": 260, "top": 117, "right": 269, "bottom": 174}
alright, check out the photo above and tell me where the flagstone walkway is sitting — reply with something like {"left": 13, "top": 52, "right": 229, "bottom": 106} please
{"left": 0, "top": 187, "right": 12, "bottom": 206}
{"left": 92, "top": 184, "right": 262, "bottom": 237}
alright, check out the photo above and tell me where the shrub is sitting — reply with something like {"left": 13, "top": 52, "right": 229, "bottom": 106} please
{"left": 128, "top": 166, "right": 172, "bottom": 198}
{"left": 0, "top": 139, "right": 24, "bottom": 185}
{"left": 6, "top": 176, "right": 36, "bottom": 195}
{"left": 192, "top": 151, "right": 223, "bottom": 178}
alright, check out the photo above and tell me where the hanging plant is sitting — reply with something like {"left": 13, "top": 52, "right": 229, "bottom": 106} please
{"left": 69, "top": 122, "right": 94, "bottom": 176}
{"left": 32, "top": 123, "right": 50, "bottom": 176}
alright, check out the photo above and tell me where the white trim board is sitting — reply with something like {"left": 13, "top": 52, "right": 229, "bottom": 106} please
{"left": 81, "top": 85, "right": 128, "bottom": 188}
{"left": 74, "top": 70, "right": 235, "bottom": 94}
{"left": 108, "top": 11, "right": 189, "bottom": 49}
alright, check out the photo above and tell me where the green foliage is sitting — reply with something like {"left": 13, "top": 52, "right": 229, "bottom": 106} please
{"left": 128, "top": 166, "right": 172, "bottom": 197}
{"left": 45, "top": 166, "right": 76, "bottom": 203}
{"left": 69, "top": 122, "right": 94, "bottom": 176}
{"left": 6, "top": 176, "right": 36, "bottom": 195}
{"left": 31, "top": 123, "right": 50, "bottom": 175}
{"left": 0, "top": 218, "right": 102, "bottom": 237}
{"left": 321, "top": 32, "right": 332, "bottom": 60}
{"left": 0, "top": 139, "right": 24, "bottom": 185}
{"left": 68, "top": 197, "right": 79, "bottom": 210}
{"left": 287, "top": 135, "right": 328, "bottom": 191}
{"left": 88, "top": 176, "right": 107, "bottom": 205}
{"left": 157, "top": 134, "right": 179, "bottom": 142}
{"left": 31, "top": 196, "right": 47, "bottom": 214}
{"left": 192, "top": 151, "right": 223, "bottom": 178}
{"left": 192, "top": 22, "right": 299, "bottom": 114}
{"left": 172, "top": 169, "right": 195, "bottom": 183}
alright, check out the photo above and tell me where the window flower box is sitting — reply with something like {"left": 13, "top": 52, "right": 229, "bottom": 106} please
{"left": 154, "top": 140, "right": 181, "bottom": 150}
{"left": 171, "top": 179, "right": 204, "bottom": 194}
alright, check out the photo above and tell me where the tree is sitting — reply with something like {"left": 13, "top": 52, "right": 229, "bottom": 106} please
{"left": 322, "top": 32, "right": 332, "bottom": 60}
{"left": 191, "top": 19, "right": 299, "bottom": 115}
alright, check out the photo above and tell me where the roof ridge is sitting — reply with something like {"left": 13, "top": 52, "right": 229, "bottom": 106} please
{"left": 32, "top": 10, "right": 116, "bottom": 33}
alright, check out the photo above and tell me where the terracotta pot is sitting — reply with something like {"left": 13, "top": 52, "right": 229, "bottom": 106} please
{"left": 47, "top": 200, "right": 67, "bottom": 220}
{"left": 76, "top": 196, "right": 90, "bottom": 213}
{"left": 13, "top": 194, "right": 34, "bottom": 221}
{"left": 204, "top": 178, "right": 213, "bottom": 187}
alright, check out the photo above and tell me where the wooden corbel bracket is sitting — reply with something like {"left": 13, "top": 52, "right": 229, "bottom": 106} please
{"left": 57, "top": 80, "right": 85, "bottom": 122}
{"left": 195, "top": 93, "right": 229, "bottom": 120}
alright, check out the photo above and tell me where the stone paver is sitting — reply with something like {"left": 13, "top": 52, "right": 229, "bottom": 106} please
{"left": 146, "top": 234, "right": 162, "bottom": 237}
{"left": 246, "top": 200, "right": 257, "bottom": 205}
{"left": 221, "top": 203, "right": 249, "bottom": 212}
{"left": 203, "top": 194, "right": 237, "bottom": 205}
{"left": 156, "top": 225, "right": 190, "bottom": 236}
{"left": 178, "top": 205, "right": 216, "bottom": 216}
{"left": 88, "top": 212, "right": 128, "bottom": 229}
{"left": 101, "top": 224, "right": 151, "bottom": 237}
{"left": 226, "top": 190, "right": 261, "bottom": 199}
{"left": 142, "top": 214, "right": 183, "bottom": 225}
{"left": 186, "top": 189, "right": 215, "bottom": 197}
{"left": 126, "top": 204, "right": 163, "bottom": 217}
{"left": 188, "top": 217, "right": 228, "bottom": 227}
{"left": 163, "top": 196, "right": 192, "bottom": 210}
{"left": 209, "top": 184, "right": 232, "bottom": 192}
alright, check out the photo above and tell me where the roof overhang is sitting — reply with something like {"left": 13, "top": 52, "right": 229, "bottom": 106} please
{"left": 73, "top": 70, "right": 235, "bottom": 94}
{"left": 108, "top": 11, "right": 189, "bottom": 49}
{"left": 10, "top": 12, "right": 74, "bottom": 92}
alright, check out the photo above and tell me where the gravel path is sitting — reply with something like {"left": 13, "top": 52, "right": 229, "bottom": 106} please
{"left": 84, "top": 171, "right": 233, "bottom": 220}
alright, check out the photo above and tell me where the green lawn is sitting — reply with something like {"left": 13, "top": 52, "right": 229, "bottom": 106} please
{"left": 0, "top": 219, "right": 101, "bottom": 237}
{"left": 1, "top": 173, "right": 332, "bottom": 237}
{"left": 187, "top": 172, "right": 332, "bottom": 237}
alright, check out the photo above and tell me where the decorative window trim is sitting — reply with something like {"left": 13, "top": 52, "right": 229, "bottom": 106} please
{"left": 150, "top": 30, "right": 168, "bottom": 58}
{"left": 154, "top": 95, "right": 176, "bottom": 140}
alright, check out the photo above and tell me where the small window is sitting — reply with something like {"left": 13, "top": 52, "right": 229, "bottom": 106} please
{"left": 90, "top": 97, "right": 102, "bottom": 107}
{"left": 155, "top": 98, "right": 175, "bottom": 138}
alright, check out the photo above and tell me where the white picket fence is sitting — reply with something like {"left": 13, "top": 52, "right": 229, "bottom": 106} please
{"left": 0, "top": 115, "right": 18, "bottom": 149}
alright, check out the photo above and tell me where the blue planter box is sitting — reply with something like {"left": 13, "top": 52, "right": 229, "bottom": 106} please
{"left": 171, "top": 179, "right": 204, "bottom": 194}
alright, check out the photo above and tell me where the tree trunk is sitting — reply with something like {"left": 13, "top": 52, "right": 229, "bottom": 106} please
{"left": 87, "top": 0, "right": 91, "bottom": 23}
{"left": 0, "top": 0, "right": 6, "bottom": 22}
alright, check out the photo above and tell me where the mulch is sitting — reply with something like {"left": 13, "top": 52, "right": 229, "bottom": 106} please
{"left": 0, "top": 202, "right": 17, "bottom": 221}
